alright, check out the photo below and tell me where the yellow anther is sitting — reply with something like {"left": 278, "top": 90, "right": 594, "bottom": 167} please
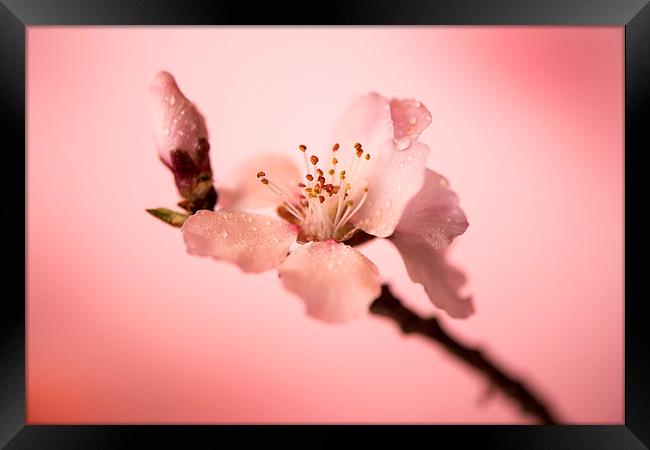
{"left": 306, "top": 174, "right": 314, "bottom": 181}
{"left": 332, "top": 143, "right": 340, "bottom": 152}
{"left": 364, "top": 153, "right": 371, "bottom": 160}
{"left": 332, "top": 157, "right": 338, "bottom": 165}
{"left": 310, "top": 155, "right": 319, "bottom": 165}
{"left": 299, "top": 144, "right": 307, "bottom": 152}
{"left": 256, "top": 171, "right": 266, "bottom": 178}
{"left": 328, "top": 169, "right": 335, "bottom": 176}
{"left": 260, "top": 178, "right": 269, "bottom": 185}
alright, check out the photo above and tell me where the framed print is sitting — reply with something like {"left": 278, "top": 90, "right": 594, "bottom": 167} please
{"left": 2, "top": 0, "right": 649, "bottom": 448}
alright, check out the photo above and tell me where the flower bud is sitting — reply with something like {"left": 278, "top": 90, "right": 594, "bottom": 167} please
{"left": 149, "top": 71, "right": 209, "bottom": 165}
{"left": 149, "top": 71, "right": 216, "bottom": 212}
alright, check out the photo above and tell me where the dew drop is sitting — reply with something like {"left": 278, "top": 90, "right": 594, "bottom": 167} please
{"left": 169, "top": 94, "right": 176, "bottom": 106}
{"left": 219, "top": 230, "right": 228, "bottom": 238}
{"left": 163, "top": 127, "right": 170, "bottom": 136}
{"left": 374, "top": 210, "right": 382, "bottom": 218}
{"left": 384, "top": 200, "right": 392, "bottom": 209}
{"left": 408, "top": 116, "right": 417, "bottom": 125}
{"left": 395, "top": 137, "right": 411, "bottom": 151}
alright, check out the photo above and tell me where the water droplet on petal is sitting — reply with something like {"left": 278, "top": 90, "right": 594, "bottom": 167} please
{"left": 408, "top": 116, "right": 417, "bottom": 125}
{"left": 163, "top": 127, "right": 170, "bottom": 136}
{"left": 395, "top": 137, "right": 412, "bottom": 150}
{"left": 219, "top": 230, "right": 228, "bottom": 238}
{"left": 169, "top": 95, "right": 176, "bottom": 106}
{"left": 374, "top": 210, "right": 382, "bottom": 218}
{"left": 384, "top": 200, "right": 392, "bottom": 209}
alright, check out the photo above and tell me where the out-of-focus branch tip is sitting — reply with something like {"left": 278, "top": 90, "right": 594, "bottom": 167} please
{"left": 370, "top": 284, "right": 560, "bottom": 424}
{"left": 146, "top": 208, "right": 189, "bottom": 227}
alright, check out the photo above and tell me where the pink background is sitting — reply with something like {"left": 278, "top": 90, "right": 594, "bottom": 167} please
{"left": 27, "top": 27, "right": 623, "bottom": 423}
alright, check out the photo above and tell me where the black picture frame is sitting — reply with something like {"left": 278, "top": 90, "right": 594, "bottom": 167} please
{"left": 2, "top": 0, "right": 648, "bottom": 448}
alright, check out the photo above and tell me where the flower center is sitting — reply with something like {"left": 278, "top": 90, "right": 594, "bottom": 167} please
{"left": 257, "top": 143, "right": 372, "bottom": 243}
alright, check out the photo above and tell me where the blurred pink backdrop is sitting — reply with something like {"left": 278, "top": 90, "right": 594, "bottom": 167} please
{"left": 27, "top": 27, "right": 623, "bottom": 423}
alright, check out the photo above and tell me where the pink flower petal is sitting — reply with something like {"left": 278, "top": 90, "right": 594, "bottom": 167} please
{"left": 149, "top": 71, "right": 208, "bottom": 166}
{"left": 331, "top": 93, "right": 394, "bottom": 152}
{"left": 218, "top": 153, "right": 301, "bottom": 209}
{"left": 389, "top": 98, "right": 432, "bottom": 141}
{"left": 394, "top": 169, "right": 468, "bottom": 249}
{"left": 278, "top": 241, "right": 382, "bottom": 323}
{"left": 390, "top": 236, "right": 474, "bottom": 318}
{"left": 181, "top": 209, "right": 297, "bottom": 273}
{"left": 331, "top": 93, "right": 433, "bottom": 153}
{"left": 353, "top": 140, "right": 430, "bottom": 237}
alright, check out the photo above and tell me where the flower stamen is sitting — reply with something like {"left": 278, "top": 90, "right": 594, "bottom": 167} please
{"left": 259, "top": 142, "right": 373, "bottom": 243}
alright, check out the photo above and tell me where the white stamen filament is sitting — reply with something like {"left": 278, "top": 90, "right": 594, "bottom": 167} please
{"left": 334, "top": 188, "right": 368, "bottom": 231}
{"left": 262, "top": 178, "right": 304, "bottom": 220}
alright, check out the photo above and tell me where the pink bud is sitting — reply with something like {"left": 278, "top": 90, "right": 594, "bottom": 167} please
{"left": 149, "top": 71, "right": 209, "bottom": 166}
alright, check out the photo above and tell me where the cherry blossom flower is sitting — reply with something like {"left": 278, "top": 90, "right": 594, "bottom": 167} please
{"left": 151, "top": 79, "right": 471, "bottom": 322}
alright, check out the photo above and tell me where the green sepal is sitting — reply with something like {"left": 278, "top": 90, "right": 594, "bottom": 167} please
{"left": 146, "top": 208, "right": 189, "bottom": 227}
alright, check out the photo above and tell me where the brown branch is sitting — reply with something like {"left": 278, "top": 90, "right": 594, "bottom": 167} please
{"left": 370, "top": 284, "right": 560, "bottom": 424}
